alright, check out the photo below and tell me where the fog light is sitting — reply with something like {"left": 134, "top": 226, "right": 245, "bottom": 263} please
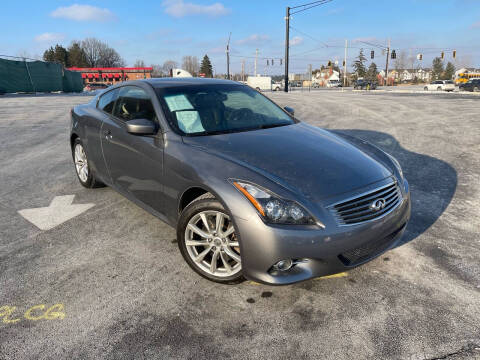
{"left": 274, "top": 259, "right": 293, "bottom": 271}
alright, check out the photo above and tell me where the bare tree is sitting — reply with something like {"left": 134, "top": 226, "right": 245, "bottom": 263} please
{"left": 161, "top": 60, "right": 178, "bottom": 76}
{"left": 150, "top": 64, "right": 164, "bottom": 77}
{"left": 182, "top": 56, "right": 199, "bottom": 75}
{"left": 457, "top": 54, "right": 472, "bottom": 69}
{"left": 134, "top": 59, "right": 146, "bottom": 67}
{"left": 81, "top": 38, "right": 103, "bottom": 67}
{"left": 81, "top": 37, "right": 125, "bottom": 67}
{"left": 394, "top": 50, "right": 408, "bottom": 71}
{"left": 99, "top": 46, "right": 125, "bottom": 67}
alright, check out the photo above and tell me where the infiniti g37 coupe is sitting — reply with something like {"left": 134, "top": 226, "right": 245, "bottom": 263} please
{"left": 70, "top": 78, "right": 410, "bottom": 285}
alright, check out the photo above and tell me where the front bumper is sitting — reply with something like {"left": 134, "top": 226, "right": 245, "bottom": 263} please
{"left": 235, "top": 180, "right": 411, "bottom": 285}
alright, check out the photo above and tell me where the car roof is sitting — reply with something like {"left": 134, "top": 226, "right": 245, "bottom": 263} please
{"left": 131, "top": 77, "right": 242, "bottom": 89}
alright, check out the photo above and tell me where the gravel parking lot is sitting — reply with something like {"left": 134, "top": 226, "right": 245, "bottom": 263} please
{"left": 1, "top": 90, "right": 479, "bottom": 359}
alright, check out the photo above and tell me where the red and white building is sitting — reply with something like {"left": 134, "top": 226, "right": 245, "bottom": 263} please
{"left": 67, "top": 67, "right": 153, "bottom": 85}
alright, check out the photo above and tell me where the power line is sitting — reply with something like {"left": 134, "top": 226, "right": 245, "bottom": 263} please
{"left": 290, "top": 0, "right": 333, "bottom": 14}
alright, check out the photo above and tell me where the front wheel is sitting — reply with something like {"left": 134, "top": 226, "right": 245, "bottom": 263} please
{"left": 72, "top": 138, "right": 104, "bottom": 188}
{"left": 474, "top": 86, "right": 479, "bottom": 92}
{"left": 437, "top": 87, "right": 442, "bottom": 91}
{"left": 424, "top": 86, "right": 428, "bottom": 91}
{"left": 177, "top": 197, "right": 243, "bottom": 284}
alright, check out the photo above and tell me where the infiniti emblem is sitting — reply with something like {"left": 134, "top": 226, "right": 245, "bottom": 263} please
{"left": 370, "top": 198, "right": 386, "bottom": 212}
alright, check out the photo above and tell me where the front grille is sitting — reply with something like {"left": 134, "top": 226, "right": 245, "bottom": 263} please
{"left": 338, "top": 223, "right": 406, "bottom": 266}
{"left": 328, "top": 181, "right": 402, "bottom": 226}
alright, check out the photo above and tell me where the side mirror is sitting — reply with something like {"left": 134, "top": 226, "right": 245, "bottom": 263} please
{"left": 284, "top": 106, "right": 295, "bottom": 116}
{"left": 126, "top": 118, "right": 156, "bottom": 135}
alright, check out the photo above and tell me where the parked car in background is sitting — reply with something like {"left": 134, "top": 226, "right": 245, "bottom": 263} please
{"left": 83, "top": 83, "right": 109, "bottom": 92}
{"left": 70, "top": 78, "right": 410, "bottom": 285}
{"left": 459, "top": 79, "right": 480, "bottom": 92}
{"left": 326, "top": 79, "right": 341, "bottom": 88}
{"left": 354, "top": 80, "right": 377, "bottom": 90}
{"left": 424, "top": 80, "right": 455, "bottom": 92}
{"left": 247, "top": 76, "right": 272, "bottom": 91}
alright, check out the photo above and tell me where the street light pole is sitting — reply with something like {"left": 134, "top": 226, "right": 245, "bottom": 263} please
{"left": 284, "top": 6, "right": 290, "bottom": 92}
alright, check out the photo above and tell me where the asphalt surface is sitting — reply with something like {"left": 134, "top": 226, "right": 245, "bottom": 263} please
{"left": 0, "top": 90, "right": 479, "bottom": 359}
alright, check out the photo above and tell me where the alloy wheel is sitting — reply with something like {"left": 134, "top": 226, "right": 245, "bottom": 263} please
{"left": 184, "top": 210, "right": 241, "bottom": 277}
{"left": 74, "top": 143, "right": 89, "bottom": 183}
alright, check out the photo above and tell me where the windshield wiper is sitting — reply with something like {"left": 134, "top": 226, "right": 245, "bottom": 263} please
{"left": 257, "top": 123, "right": 291, "bottom": 130}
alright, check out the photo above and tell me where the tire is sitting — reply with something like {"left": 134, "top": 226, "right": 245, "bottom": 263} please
{"left": 474, "top": 87, "right": 479, "bottom": 93}
{"left": 177, "top": 197, "right": 244, "bottom": 284}
{"left": 72, "top": 138, "right": 104, "bottom": 188}
{"left": 437, "top": 87, "right": 442, "bottom": 91}
{"left": 424, "top": 86, "right": 428, "bottom": 91}
{"left": 255, "top": 87, "right": 261, "bottom": 91}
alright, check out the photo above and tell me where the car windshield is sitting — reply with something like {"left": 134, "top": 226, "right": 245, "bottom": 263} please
{"left": 156, "top": 84, "right": 295, "bottom": 136}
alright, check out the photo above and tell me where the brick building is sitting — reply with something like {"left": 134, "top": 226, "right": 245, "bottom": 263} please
{"left": 67, "top": 67, "right": 153, "bottom": 86}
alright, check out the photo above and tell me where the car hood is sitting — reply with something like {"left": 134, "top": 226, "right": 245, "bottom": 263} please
{"left": 182, "top": 123, "right": 392, "bottom": 202}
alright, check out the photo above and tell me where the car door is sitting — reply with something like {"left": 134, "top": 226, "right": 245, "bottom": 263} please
{"left": 87, "top": 88, "right": 119, "bottom": 182}
{"left": 100, "top": 85, "right": 166, "bottom": 214}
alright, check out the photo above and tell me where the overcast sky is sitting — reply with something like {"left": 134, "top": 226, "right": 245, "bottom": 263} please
{"left": 1, "top": 0, "right": 479, "bottom": 74}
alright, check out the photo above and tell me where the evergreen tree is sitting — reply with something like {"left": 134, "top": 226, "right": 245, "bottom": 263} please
{"left": 431, "top": 57, "right": 444, "bottom": 80}
{"left": 200, "top": 55, "right": 213, "bottom": 77}
{"left": 353, "top": 49, "right": 367, "bottom": 78}
{"left": 52, "top": 44, "right": 68, "bottom": 66}
{"left": 43, "top": 47, "right": 55, "bottom": 62}
{"left": 67, "top": 42, "right": 88, "bottom": 67}
{"left": 444, "top": 62, "right": 455, "bottom": 80}
{"left": 366, "top": 62, "right": 378, "bottom": 81}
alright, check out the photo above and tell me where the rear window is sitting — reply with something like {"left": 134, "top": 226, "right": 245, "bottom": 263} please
{"left": 445, "top": 80, "right": 454, "bottom": 84}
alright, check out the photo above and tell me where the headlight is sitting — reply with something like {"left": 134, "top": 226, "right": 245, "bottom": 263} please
{"left": 387, "top": 153, "right": 404, "bottom": 181}
{"left": 232, "top": 181, "right": 318, "bottom": 225}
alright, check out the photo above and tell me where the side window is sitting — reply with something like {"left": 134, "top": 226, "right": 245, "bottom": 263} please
{"left": 97, "top": 89, "right": 118, "bottom": 114}
{"left": 113, "top": 86, "right": 156, "bottom": 122}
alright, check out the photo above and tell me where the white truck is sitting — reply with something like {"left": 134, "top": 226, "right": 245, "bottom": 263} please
{"left": 247, "top": 76, "right": 272, "bottom": 91}
{"left": 172, "top": 69, "right": 193, "bottom": 78}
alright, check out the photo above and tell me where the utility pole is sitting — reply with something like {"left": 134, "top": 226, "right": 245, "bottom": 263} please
{"left": 385, "top": 38, "right": 390, "bottom": 86}
{"left": 284, "top": 6, "right": 290, "bottom": 92}
{"left": 254, "top": 48, "right": 259, "bottom": 76}
{"left": 343, "top": 39, "right": 348, "bottom": 89}
{"left": 241, "top": 59, "right": 245, "bottom": 82}
{"left": 226, "top": 32, "right": 231, "bottom": 80}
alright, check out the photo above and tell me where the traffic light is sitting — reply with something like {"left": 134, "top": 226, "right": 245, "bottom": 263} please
{"left": 453, "top": 50, "right": 456, "bottom": 59}
{"left": 417, "top": 53, "right": 423, "bottom": 61}
{"left": 280, "top": 58, "right": 282, "bottom": 65}
{"left": 342, "top": 60, "right": 346, "bottom": 67}
{"left": 371, "top": 50, "right": 374, "bottom": 59}
{"left": 441, "top": 51, "right": 444, "bottom": 59}
{"left": 391, "top": 50, "right": 396, "bottom": 59}
{"left": 267, "top": 60, "right": 269, "bottom": 66}
{"left": 272, "top": 59, "right": 274, "bottom": 66}
{"left": 327, "top": 60, "right": 332, "bottom": 67}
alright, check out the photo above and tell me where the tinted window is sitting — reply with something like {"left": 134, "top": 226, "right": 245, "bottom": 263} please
{"left": 157, "top": 84, "right": 294, "bottom": 136}
{"left": 97, "top": 88, "right": 118, "bottom": 114}
{"left": 113, "top": 86, "right": 156, "bottom": 122}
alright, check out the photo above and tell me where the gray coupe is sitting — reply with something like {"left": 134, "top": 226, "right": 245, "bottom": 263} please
{"left": 70, "top": 78, "right": 410, "bottom": 285}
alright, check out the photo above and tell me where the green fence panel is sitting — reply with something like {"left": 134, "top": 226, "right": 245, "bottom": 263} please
{"left": 0, "top": 58, "right": 34, "bottom": 93}
{"left": 27, "top": 61, "right": 63, "bottom": 92}
{"left": 62, "top": 70, "right": 83, "bottom": 92}
{"left": 0, "top": 58, "right": 82, "bottom": 94}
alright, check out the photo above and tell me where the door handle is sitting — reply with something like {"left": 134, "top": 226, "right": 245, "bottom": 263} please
{"left": 104, "top": 130, "right": 112, "bottom": 140}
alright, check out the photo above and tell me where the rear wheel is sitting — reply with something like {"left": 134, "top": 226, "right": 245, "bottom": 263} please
{"left": 72, "top": 138, "right": 104, "bottom": 188}
{"left": 474, "top": 86, "right": 479, "bottom": 92}
{"left": 437, "top": 86, "right": 442, "bottom": 91}
{"left": 177, "top": 197, "right": 243, "bottom": 284}
{"left": 424, "top": 86, "right": 428, "bottom": 91}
